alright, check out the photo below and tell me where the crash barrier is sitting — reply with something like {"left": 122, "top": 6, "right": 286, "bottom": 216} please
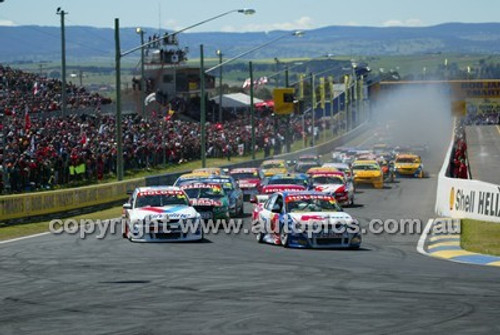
{"left": 0, "top": 123, "right": 367, "bottom": 222}
{"left": 435, "top": 121, "right": 500, "bottom": 222}
{"left": 0, "top": 177, "right": 145, "bottom": 222}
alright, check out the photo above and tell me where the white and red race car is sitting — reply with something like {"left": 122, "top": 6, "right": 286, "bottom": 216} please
{"left": 250, "top": 184, "right": 306, "bottom": 205}
{"left": 252, "top": 191, "right": 361, "bottom": 249}
{"left": 310, "top": 171, "right": 355, "bottom": 207}
{"left": 122, "top": 186, "right": 203, "bottom": 242}
{"left": 229, "top": 167, "right": 264, "bottom": 200}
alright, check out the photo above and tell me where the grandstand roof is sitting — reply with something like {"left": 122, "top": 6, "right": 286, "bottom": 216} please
{"left": 210, "top": 93, "right": 263, "bottom": 109}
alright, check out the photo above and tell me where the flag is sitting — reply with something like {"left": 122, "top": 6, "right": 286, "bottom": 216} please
{"left": 24, "top": 106, "right": 31, "bottom": 131}
{"left": 29, "top": 135, "right": 36, "bottom": 154}
{"left": 344, "top": 75, "right": 350, "bottom": 105}
{"left": 33, "top": 82, "right": 39, "bottom": 95}
{"left": 257, "top": 76, "right": 268, "bottom": 86}
{"left": 80, "top": 132, "right": 87, "bottom": 145}
{"left": 242, "top": 78, "right": 251, "bottom": 89}
{"left": 319, "top": 77, "right": 325, "bottom": 110}
{"left": 312, "top": 74, "right": 316, "bottom": 108}
{"left": 328, "top": 76, "right": 334, "bottom": 99}
{"left": 144, "top": 92, "right": 156, "bottom": 106}
{"left": 298, "top": 74, "right": 304, "bottom": 100}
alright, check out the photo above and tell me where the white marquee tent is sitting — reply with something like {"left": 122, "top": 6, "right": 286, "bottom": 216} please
{"left": 210, "top": 93, "right": 263, "bottom": 108}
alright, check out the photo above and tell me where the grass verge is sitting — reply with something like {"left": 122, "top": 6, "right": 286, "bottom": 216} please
{"left": 461, "top": 219, "right": 500, "bottom": 256}
{"left": 0, "top": 206, "right": 123, "bottom": 242}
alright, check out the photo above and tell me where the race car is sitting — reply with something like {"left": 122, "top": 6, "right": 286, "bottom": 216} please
{"left": 265, "top": 173, "right": 311, "bottom": 189}
{"left": 376, "top": 156, "right": 396, "bottom": 183}
{"left": 179, "top": 182, "right": 230, "bottom": 220}
{"left": 252, "top": 191, "right": 361, "bottom": 249}
{"left": 173, "top": 172, "right": 213, "bottom": 186}
{"left": 192, "top": 167, "right": 225, "bottom": 175}
{"left": 260, "top": 159, "right": 288, "bottom": 177}
{"left": 394, "top": 154, "right": 424, "bottom": 178}
{"left": 352, "top": 160, "right": 384, "bottom": 189}
{"left": 322, "top": 163, "right": 353, "bottom": 178}
{"left": 196, "top": 176, "right": 244, "bottom": 217}
{"left": 229, "top": 168, "right": 264, "bottom": 200}
{"left": 294, "top": 161, "right": 321, "bottom": 173}
{"left": 310, "top": 170, "right": 354, "bottom": 207}
{"left": 251, "top": 183, "right": 307, "bottom": 205}
{"left": 297, "top": 154, "right": 322, "bottom": 165}
{"left": 306, "top": 166, "right": 339, "bottom": 176}
{"left": 122, "top": 186, "right": 203, "bottom": 242}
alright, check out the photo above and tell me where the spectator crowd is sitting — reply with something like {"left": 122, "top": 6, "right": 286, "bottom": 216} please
{"left": 463, "top": 111, "right": 499, "bottom": 125}
{"left": 448, "top": 122, "right": 469, "bottom": 179}
{"left": 1, "top": 65, "right": 329, "bottom": 193}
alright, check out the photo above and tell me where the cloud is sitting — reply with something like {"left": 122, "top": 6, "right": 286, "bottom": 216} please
{"left": 0, "top": 19, "right": 16, "bottom": 26}
{"left": 221, "top": 16, "right": 314, "bottom": 33}
{"left": 345, "top": 21, "right": 360, "bottom": 27}
{"left": 383, "top": 19, "right": 424, "bottom": 27}
{"left": 163, "top": 19, "right": 183, "bottom": 32}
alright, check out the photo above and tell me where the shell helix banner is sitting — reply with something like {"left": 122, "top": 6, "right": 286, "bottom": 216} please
{"left": 466, "top": 98, "right": 500, "bottom": 115}
{"left": 437, "top": 178, "right": 500, "bottom": 222}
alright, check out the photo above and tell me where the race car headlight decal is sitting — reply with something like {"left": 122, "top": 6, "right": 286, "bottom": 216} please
{"left": 132, "top": 223, "right": 141, "bottom": 233}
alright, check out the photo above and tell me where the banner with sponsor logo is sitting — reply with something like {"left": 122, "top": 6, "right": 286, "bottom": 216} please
{"left": 466, "top": 98, "right": 500, "bottom": 115}
{"left": 438, "top": 179, "right": 500, "bottom": 222}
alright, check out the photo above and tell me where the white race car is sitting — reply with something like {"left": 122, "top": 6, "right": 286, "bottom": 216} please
{"left": 122, "top": 186, "right": 203, "bottom": 242}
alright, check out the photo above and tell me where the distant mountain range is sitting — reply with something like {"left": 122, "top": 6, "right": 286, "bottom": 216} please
{"left": 1, "top": 23, "right": 500, "bottom": 63}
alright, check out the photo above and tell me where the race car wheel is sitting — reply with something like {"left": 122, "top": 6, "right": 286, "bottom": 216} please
{"left": 418, "top": 170, "right": 424, "bottom": 178}
{"left": 256, "top": 232, "right": 264, "bottom": 243}
{"left": 280, "top": 226, "right": 290, "bottom": 248}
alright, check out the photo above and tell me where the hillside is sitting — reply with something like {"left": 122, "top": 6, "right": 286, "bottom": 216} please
{"left": 1, "top": 23, "right": 500, "bottom": 63}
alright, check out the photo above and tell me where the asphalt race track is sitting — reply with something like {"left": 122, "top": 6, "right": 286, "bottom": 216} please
{"left": 466, "top": 125, "right": 500, "bottom": 184}
{"left": 1, "top": 128, "right": 499, "bottom": 335}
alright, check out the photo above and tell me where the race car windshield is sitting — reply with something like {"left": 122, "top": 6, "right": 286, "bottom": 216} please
{"left": 136, "top": 194, "right": 189, "bottom": 208}
{"left": 286, "top": 198, "right": 341, "bottom": 212}
{"left": 262, "top": 163, "right": 284, "bottom": 169}
{"left": 268, "top": 178, "right": 306, "bottom": 186}
{"left": 353, "top": 165, "right": 379, "bottom": 171}
{"left": 396, "top": 158, "right": 418, "bottom": 163}
{"left": 299, "top": 157, "right": 318, "bottom": 163}
{"left": 295, "top": 164, "right": 318, "bottom": 173}
{"left": 231, "top": 172, "right": 258, "bottom": 180}
{"left": 184, "top": 187, "right": 226, "bottom": 199}
{"left": 313, "top": 176, "right": 344, "bottom": 184}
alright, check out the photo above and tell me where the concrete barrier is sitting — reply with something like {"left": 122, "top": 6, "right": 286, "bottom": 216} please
{"left": 0, "top": 178, "right": 145, "bottom": 222}
{"left": 435, "top": 124, "right": 500, "bottom": 222}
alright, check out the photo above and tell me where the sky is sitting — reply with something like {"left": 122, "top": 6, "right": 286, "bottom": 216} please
{"left": 0, "top": 0, "right": 499, "bottom": 32}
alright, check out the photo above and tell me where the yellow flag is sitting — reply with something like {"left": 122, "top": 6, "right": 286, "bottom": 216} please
{"left": 298, "top": 73, "right": 304, "bottom": 100}
{"left": 319, "top": 77, "right": 325, "bottom": 109}
{"left": 328, "top": 76, "right": 334, "bottom": 99}
{"left": 344, "top": 75, "right": 350, "bottom": 104}
{"left": 312, "top": 74, "right": 316, "bottom": 107}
